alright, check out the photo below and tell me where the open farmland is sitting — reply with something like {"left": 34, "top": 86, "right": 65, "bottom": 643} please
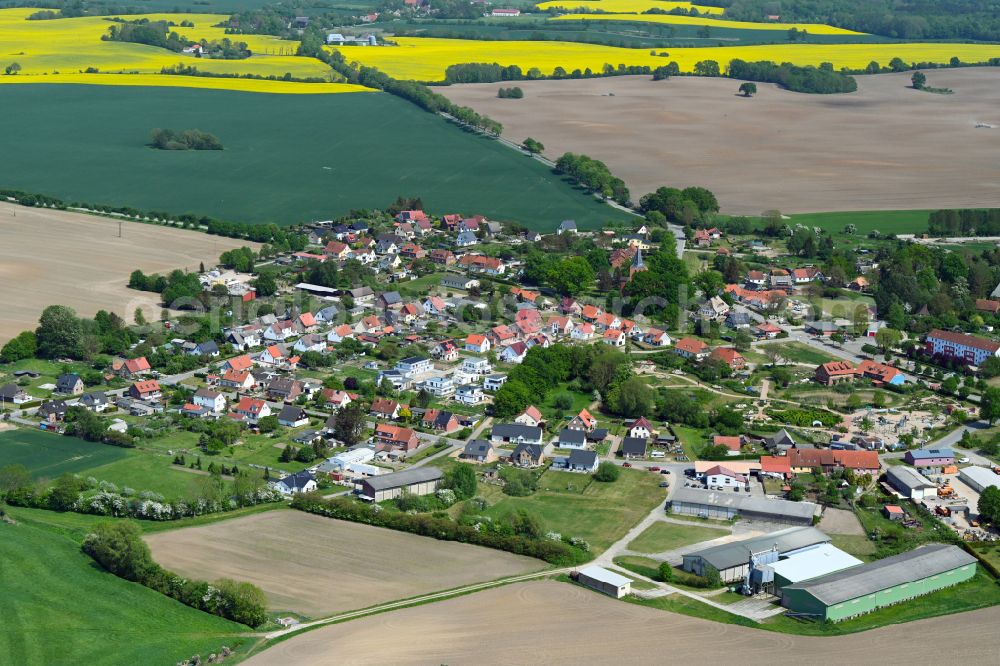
{"left": 0, "top": 202, "right": 251, "bottom": 341}
{"left": 536, "top": 0, "right": 723, "bottom": 15}
{"left": 444, "top": 68, "right": 1000, "bottom": 215}
{"left": 334, "top": 36, "right": 1000, "bottom": 82}
{"left": 0, "top": 84, "right": 629, "bottom": 233}
{"left": 243, "top": 580, "right": 1000, "bottom": 665}
{"left": 145, "top": 510, "right": 545, "bottom": 617}
{"left": 550, "top": 13, "right": 867, "bottom": 35}
{"left": 0, "top": 519, "right": 249, "bottom": 666}
{"left": 0, "top": 8, "right": 345, "bottom": 91}
{"left": 0, "top": 429, "right": 129, "bottom": 479}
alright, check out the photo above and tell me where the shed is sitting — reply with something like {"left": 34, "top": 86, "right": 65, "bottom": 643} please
{"left": 959, "top": 466, "right": 1000, "bottom": 494}
{"left": 358, "top": 467, "right": 443, "bottom": 502}
{"left": 576, "top": 566, "right": 631, "bottom": 598}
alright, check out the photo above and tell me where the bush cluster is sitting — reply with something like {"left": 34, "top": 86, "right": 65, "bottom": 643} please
{"left": 290, "top": 494, "right": 588, "bottom": 565}
{"left": 83, "top": 521, "right": 268, "bottom": 627}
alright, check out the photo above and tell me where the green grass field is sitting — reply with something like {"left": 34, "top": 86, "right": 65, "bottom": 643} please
{"left": 768, "top": 342, "right": 837, "bottom": 365}
{"left": 788, "top": 210, "right": 932, "bottom": 237}
{"left": 626, "top": 521, "right": 727, "bottom": 553}
{"left": 0, "top": 429, "right": 129, "bottom": 479}
{"left": 474, "top": 467, "right": 666, "bottom": 553}
{"left": 0, "top": 85, "right": 632, "bottom": 230}
{"left": 0, "top": 518, "right": 250, "bottom": 665}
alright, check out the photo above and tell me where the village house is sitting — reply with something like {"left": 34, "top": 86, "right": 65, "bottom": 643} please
{"left": 500, "top": 341, "right": 530, "bottom": 363}
{"left": 559, "top": 428, "right": 588, "bottom": 450}
{"left": 422, "top": 375, "right": 455, "bottom": 397}
{"left": 626, "top": 417, "right": 654, "bottom": 440}
{"left": 114, "top": 356, "right": 151, "bottom": 378}
{"left": 454, "top": 384, "right": 485, "bottom": 405}
{"left": 510, "top": 442, "right": 546, "bottom": 467}
{"left": 277, "top": 405, "right": 310, "bottom": 428}
{"left": 566, "top": 449, "right": 599, "bottom": 473}
{"left": 192, "top": 388, "right": 226, "bottom": 414}
{"left": 430, "top": 339, "right": 458, "bottom": 361}
{"left": 56, "top": 373, "right": 85, "bottom": 396}
{"left": 514, "top": 405, "right": 544, "bottom": 428}
{"left": 709, "top": 347, "right": 746, "bottom": 371}
{"left": 465, "top": 334, "right": 491, "bottom": 354}
{"left": 492, "top": 423, "right": 543, "bottom": 446}
{"left": 78, "top": 391, "right": 108, "bottom": 412}
{"left": 421, "top": 409, "right": 460, "bottom": 433}
{"left": 266, "top": 377, "right": 304, "bottom": 402}
{"left": 568, "top": 408, "right": 597, "bottom": 432}
{"left": 788, "top": 449, "right": 881, "bottom": 476}
{"left": 319, "top": 389, "right": 354, "bottom": 410}
{"left": 220, "top": 369, "right": 255, "bottom": 391}
{"left": 370, "top": 398, "right": 401, "bottom": 420}
{"left": 129, "top": 380, "right": 161, "bottom": 401}
{"left": 273, "top": 471, "right": 317, "bottom": 495}
{"left": 460, "top": 439, "right": 498, "bottom": 464}
{"left": 232, "top": 397, "right": 271, "bottom": 424}
{"left": 374, "top": 423, "right": 419, "bottom": 452}
{"left": 674, "top": 337, "right": 710, "bottom": 361}
{"left": 620, "top": 437, "right": 648, "bottom": 459}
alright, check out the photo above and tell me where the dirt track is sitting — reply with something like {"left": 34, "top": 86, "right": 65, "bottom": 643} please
{"left": 145, "top": 510, "right": 543, "bottom": 617}
{"left": 444, "top": 68, "right": 1000, "bottom": 215}
{"left": 0, "top": 202, "right": 250, "bottom": 342}
{"left": 244, "top": 580, "right": 1000, "bottom": 665}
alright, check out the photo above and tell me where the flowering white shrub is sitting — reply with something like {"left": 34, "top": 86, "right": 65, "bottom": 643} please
{"left": 436, "top": 488, "right": 456, "bottom": 506}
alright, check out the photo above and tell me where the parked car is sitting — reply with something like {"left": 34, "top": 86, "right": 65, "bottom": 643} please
{"left": 649, "top": 466, "right": 661, "bottom": 472}
{"left": 660, "top": 469, "right": 671, "bottom": 475}
{"left": 659, "top": 481, "right": 670, "bottom": 488}
{"left": 622, "top": 462, "right": 632, "bottom": 468}
{"left": 958, "top": 456, "right": 970, "bottom": 463}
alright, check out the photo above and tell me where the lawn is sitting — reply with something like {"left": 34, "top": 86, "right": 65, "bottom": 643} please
{"left": 0, "top": 518, "right": 250, "bottom": 666}
{"left": 626, "top": 521, "right": 728, "bottom": 553}
{"left": 476, "top": 467, "right": 667, "bottom": 553}
{"left": 0, "top": 429, "right": 129, "bottom": 479}
{"left": 768, "top": 342, "right": 837, "bottom": 365}
{"left": 0, "top": 85, "right": 632, "bottom": 230}
{"left": 79, "top": 453, "right": 211, "bottom": 498}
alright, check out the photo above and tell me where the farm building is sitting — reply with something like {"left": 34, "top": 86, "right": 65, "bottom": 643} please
{"left": 357, "top": 467, "right": 443, "bottom": 502}
{"left": 575, "top": 566, "right": 631, "bottom": 599}
{"left": 682, "top": 526, "right": 830, "bottom": 584}
{"left": 781, "top": 544, "right": 977, "bottom": 622}
{"left": 959, "top": 466, "right": 1000, "bottom": 494}
{"left": 904, "top": 447, "right": 954, "bottom": 469}
{"left": 668, "top": 488, "right": 817, "bottom": 526}
{"left": 766, "top": 543, "right": 863, "bottom": 593}
{"left": 886, "top": 465, "right": 937, "bottom": 500}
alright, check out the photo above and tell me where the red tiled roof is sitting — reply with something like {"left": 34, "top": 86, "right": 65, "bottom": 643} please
{"left": 927, "top": 329, "right": 1000, "bottom": 353}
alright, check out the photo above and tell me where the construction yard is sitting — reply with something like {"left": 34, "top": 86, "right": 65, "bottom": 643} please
{"left": 144, "top": 510, "right": 545, "bottom": 617}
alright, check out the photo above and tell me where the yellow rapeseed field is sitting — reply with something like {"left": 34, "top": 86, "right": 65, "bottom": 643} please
{"left": 535, "top": 0, "right": 723, "bottom": 15}
{"left": 0, "top": 72, "right": 372, "bottom": 93}
{"left": 339, "top": 37, "right": 1000, "bottom": 81}
{"left": 0, "top": 8, "right": 369, "bottom": 93}
{"left": 550, "top": 12, "right": 865, "bottom": 35}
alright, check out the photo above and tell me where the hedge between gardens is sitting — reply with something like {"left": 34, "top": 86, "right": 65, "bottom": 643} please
{"left": 291, "top": 493, "right": 589, "bottom": 566}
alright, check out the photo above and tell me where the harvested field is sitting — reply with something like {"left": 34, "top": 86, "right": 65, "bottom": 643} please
{"left": 444, "top": 68, "right": 1000, "bottom": 215}
{"left": 244, "top": 580, "right": 1000, "bottom": 665}
{"left": 0, "top": 202, "right": 250, "bottom": 342}
{"left": 145, "top": 510, "right": 544, "bottom": 617}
